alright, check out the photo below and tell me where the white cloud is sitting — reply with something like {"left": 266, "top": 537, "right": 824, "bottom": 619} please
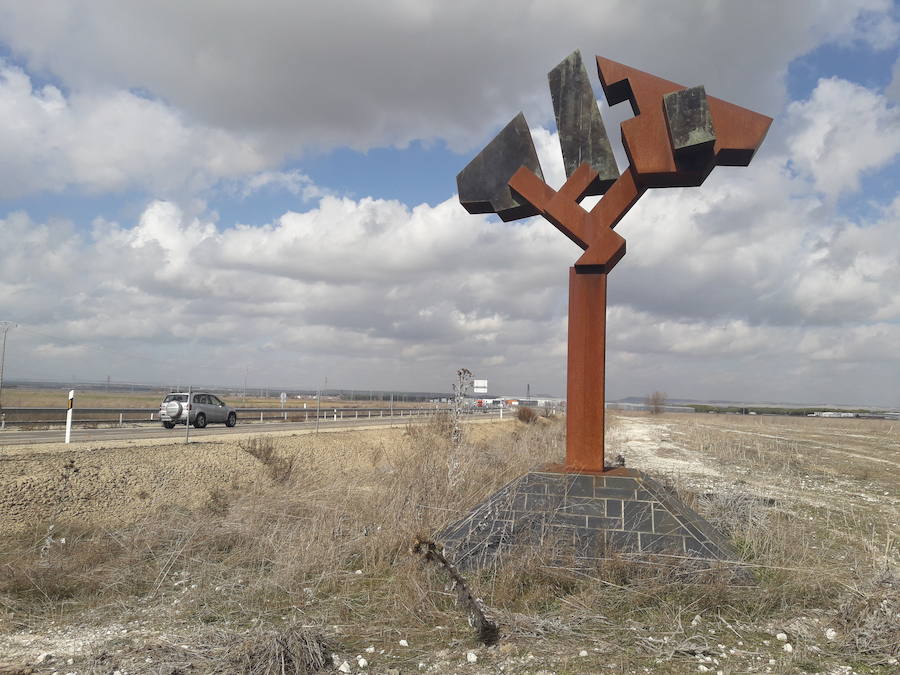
{"left": 2, "top": 119, "right": 900, "bottom": 405}
{"left": 786, "top": 77, "right": 900, "bottom": 198}
{"left": 0, "top": 195, "right": 575, "bottom": 392}
{"left": 5, "top": 76, "right": 900, "bottom": 403}
{"left": 237, "top": 170, "right": 323, "bottom": 201}
{"left": 1, "top": 3, "right": 899, "bottom": 406}
{"left": 0, "top": 0, "right": 893, "bottom": 158}
{"left": 835, "top": 4, "right": 900, "bottom": 49}
{"left": 887, "top": 54, "right": 900, "bottom": 102}
{"left": 0, "top": 61, "right": 274, "bottom": 198}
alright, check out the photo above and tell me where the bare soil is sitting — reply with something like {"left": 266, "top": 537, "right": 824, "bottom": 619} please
{"left": 0, "top": 422, "right": 506, "bottom": 533}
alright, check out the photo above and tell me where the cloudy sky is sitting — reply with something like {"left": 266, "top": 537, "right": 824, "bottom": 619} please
{"left": 1, "top": 1, "right": 899, "bottom": 407}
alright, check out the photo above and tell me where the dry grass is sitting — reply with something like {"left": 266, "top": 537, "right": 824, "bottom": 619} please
{"left": 0, "top": 412, "right": 897, "bottom": 673}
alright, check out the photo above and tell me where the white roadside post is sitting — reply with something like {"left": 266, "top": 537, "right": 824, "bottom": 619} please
{"left": 64, "top": 390, "right": 75, "bottom": 443}
{"left": 185, "top": 385, "right": 191, "bottom": 444}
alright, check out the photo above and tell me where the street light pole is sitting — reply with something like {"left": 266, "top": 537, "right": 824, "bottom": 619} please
{"left": 0, "top": 322, "right": 13, "bottom": 410}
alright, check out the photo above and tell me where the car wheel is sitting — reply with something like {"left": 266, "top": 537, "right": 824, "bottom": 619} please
{"left": 194, "top": 412, "right": 207, "bottom": 429}
{"left": 226, "top": 412, "right": 237, "bottom": 427}
{"left": 162, "top": 422, "right": 176, "bottom": 429}
{"left": 165, "top": 401, "right": 183, "bottom": 419}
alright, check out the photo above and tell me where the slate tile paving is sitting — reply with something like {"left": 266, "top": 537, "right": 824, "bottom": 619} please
{"left": 437, "top": 468, "right": 742, "bottom": 570}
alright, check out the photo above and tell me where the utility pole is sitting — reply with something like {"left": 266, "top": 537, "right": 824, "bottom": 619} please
{"left": 0, "top": 322, "right": 14, "bottom": 410}
{"left": 315, "top": 376, "right": 326, "bottom": 434}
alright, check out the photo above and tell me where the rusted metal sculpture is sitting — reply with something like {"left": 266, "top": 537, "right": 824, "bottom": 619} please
{"left": 458, "top": 51, "right": 771, "bottom": 473}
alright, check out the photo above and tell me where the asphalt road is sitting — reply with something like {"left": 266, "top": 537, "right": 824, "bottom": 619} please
{"left": 0, "top": 412, "right": 505, "bottom": 446}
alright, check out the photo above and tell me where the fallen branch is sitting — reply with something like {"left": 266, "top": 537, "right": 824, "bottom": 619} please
{"left": 411, "top": 536, "right": 499, "bottom": 646}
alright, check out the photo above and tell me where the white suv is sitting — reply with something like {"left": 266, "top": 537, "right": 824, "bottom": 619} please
{"left": 159, "top": 392, "right": 237, "bottom": 429}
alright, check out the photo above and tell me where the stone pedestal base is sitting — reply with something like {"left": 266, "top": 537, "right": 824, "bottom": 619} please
{"left": 437, "top": 468, "right": 741, "bottom": 570}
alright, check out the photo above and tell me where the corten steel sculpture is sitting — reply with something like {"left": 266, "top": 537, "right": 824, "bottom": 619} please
{"left": 458, "top": 52, "right": 771, "bottom": 473}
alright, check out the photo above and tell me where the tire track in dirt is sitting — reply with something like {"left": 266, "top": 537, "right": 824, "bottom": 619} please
{"left": 685, "top": 421, "right": 900, "bottom": 469}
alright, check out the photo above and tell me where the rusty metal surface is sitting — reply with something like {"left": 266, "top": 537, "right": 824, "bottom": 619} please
{"left": 510, "top": 163, "right": 645, "bottom": 273}
{"left": 565, "top": 267, "right": 607, "bottom": 471}
{"left": 457, "top": 53, "right": 771, "bottom": 474}
{"left": 548, "top": 50, "right": 618, "bottom": 195}
{"left": 596, "top": 56, "right": 772, "bottom": 186}
{"left": 456, "top": 112, "right": 544, "bottom": 221}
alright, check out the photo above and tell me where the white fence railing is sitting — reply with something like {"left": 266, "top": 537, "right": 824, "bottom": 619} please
{"left": 0, "top": 406, "right": 506, "bottom": 429}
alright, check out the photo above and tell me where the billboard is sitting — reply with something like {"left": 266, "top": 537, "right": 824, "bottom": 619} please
{"left": 473, "top": 379, "right": 488, "bottom": 394}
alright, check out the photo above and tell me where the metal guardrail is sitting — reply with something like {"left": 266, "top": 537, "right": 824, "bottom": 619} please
{"left": 0, "top": 406, "right": 458, "bottom": 428}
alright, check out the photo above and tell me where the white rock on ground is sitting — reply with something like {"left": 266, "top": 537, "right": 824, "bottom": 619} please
{"left": 466, "top": 651, "right": 477, "bottom": 663}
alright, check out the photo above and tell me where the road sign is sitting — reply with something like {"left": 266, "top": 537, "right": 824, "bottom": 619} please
{"left": 473, "top": 379, "right": 488, "bottom": 394}
{"left": 280, "top": 392, "right": 287, "bottom": 408}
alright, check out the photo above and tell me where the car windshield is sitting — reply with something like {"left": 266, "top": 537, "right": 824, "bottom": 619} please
{"left": 164, "top": 394, "right": 188, "bottom": 403}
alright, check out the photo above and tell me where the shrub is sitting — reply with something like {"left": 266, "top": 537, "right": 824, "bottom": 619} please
{"left": 647, "top": 391, "right": 667, "bottom": 414}
{"left": 240, "top": 436, "right": 296, "bottom": 484}
{"left": 516, "top": 406, "right": 538, "bottom": 424}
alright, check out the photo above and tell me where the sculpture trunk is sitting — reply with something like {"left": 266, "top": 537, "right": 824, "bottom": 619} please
{"left": 566, "top": 267, "right": 607, "bottom": 471}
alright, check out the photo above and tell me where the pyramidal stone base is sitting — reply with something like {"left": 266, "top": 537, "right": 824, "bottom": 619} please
{"left": 437, "top": 468, "right": 742, "bottom": 570}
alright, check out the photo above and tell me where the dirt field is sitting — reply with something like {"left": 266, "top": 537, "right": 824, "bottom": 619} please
{"left": 0, "top": 412, "right": 897, "bottom": 674}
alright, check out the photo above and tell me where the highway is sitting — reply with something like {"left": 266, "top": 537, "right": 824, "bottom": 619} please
{"left": 0, "top": 411, "right": 506, "bottom": 446}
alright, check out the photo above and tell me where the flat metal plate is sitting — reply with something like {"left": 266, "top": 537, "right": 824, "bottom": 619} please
{"left": 548, "top": 50, "right": 618, "bottom": 195}
{"left": 663, "top": 85, "right": 716, "bottom": 158}
{"left": 457, "top": 113, "right": 543, "bottom": 221}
